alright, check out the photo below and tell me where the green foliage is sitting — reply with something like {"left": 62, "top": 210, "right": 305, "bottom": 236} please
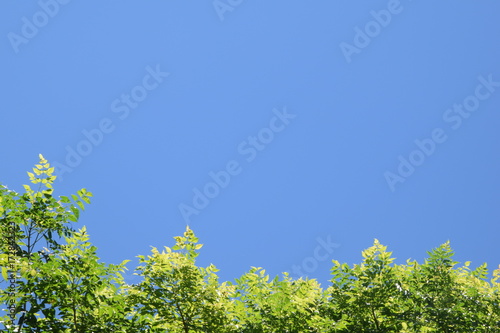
{"left": 131, "top": 226, "right": 237, "bottom": 332}
{"left": 325, "top": 241, "right": 500, "bottom": 332}
{"left": 1, "top": 155, "right": 499, "bottom": 332}
{"left": 233, "top": 270, "right": 330, "bottom": 332}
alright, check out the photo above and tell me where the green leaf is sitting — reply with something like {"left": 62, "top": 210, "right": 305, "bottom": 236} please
{"left": 76, "top": 201, "right": 85, "bottom": 210}
{"left": 70, "top": 206, "right": 80, "bottom": 219}
{"left": 1, "top": 267, "right": 8, "bottom": 281}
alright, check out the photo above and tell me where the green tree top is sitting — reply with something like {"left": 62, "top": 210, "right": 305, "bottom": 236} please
{"left": 0, "top": 155, "right": 499, "bottom": 332}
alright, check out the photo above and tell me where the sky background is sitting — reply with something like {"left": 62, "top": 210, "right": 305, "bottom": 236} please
{"left": 1, "top": 1, "right": 499, "bottom": 287}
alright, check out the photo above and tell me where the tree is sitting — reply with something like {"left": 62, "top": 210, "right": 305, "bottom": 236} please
{"left": 130, "top": 228, "right": 238, "bottom": 332}
{"left": 1, "top": 155, "right": 499, "bottom": 332}
{"left": 0, "top": 155, "right": 131, "bottom": 332}
{"left": 324, "top": 240, "right": 500, "bottom": 332}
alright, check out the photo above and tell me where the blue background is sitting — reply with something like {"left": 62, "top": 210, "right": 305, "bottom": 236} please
{"left": 1, "top": 1, "right": 499, "bottom": 286}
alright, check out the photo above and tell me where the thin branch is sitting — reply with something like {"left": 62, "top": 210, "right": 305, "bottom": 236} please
{"left": 370, "top": 305, "right": 380, "bottom": 331}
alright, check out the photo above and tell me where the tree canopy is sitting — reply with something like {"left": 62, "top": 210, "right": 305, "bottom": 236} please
{"left": 1, "top": 155, "right": 499, "bottom": 332}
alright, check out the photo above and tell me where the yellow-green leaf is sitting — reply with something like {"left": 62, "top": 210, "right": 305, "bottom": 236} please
{"left": 1, "top": 267, "right": 8, "bottom": 281}
{"left": 38, "top": 154, "right": 47, "bottom": 163}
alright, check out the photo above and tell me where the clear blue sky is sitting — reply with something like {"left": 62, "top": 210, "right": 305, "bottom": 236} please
{"left": 1, "top": 1, "right": 499, "bottom": 287}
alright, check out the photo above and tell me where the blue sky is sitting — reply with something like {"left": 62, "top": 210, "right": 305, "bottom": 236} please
{"left": 1, "top": 1, "right": 499, "bottom": 287}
